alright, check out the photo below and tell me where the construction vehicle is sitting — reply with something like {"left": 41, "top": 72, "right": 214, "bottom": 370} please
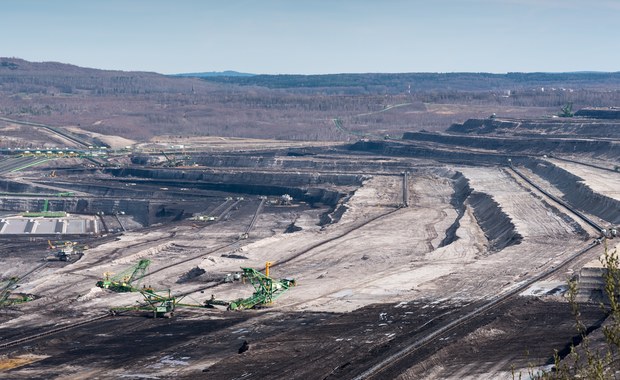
{"left": 269, "top": 194, "right": 293, "bottom": 206}
{"left": 0, "top": 277, "right": 19, "bottom": 306}
{"left": 279, "top": 194, "right": 292, "bottom": 205}
{"left": 46, "top": 240, "right": 80, "bottom": 261}
{"left": 96, "top": 259, "right": 151, "bottom": 292}
{"left": 204, "top": 294, "right": 231, "bottom": 308}
{"left": 0, "top": 262, "right": 50, "bottom": 307}
{"left": 138, "top": 289, "right": 176, "bottom": 318}
{"left": 190, "top": 215, "right": 217, "bottom": 222}
{"left": 228, "top": 262, "right": 296, "bottom": 311}
{"left": 107, "top": 261, "right": 295, "bottom": 317}
{"left": 0, "top": 277, "right": 35, "bottom": 307}
{"left": 110, "top": 288, "right": 176, "bottom": 318}
{"left": 161, "top": 151, "right": 185, "bottom": 167}
{"left": 113, "top": 289, "right": 219, "bottom": 318}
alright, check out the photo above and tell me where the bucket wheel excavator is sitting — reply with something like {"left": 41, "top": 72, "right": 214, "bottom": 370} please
{"left": 96, "top": 259, "right": 151, "bottom": 292}
{"left": 0, "top": 275, "right": 37, "bottom": 307}
{"left": 110, "top": 288, "right": 177, "bottom": 318}
{"left": 227, "top": 262, "right": 296, "bottom": 311}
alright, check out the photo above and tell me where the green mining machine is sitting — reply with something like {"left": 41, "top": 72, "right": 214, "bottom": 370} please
{"left": 105, "top": 261, "right": 296, "bottom": 318}
{"left": 0, "top": 277, "right": 34, "bottom": 307}
{"left": 140, "top": 289, "right": 177, "bottom": 318}
{"left": 0, "top": 263, "right": 49, "bottom": 308}
{"left": 227, "top": 262, "right": 296, "bottom": 311}
{"left": 112, "top": 289, "right": 215, "bottom": 318}
{"left": 0, "top": 277, "right": 19, "bottom": 307}
{"left": 110, "top": 289, "right": 176, "bottom": 318}
{"left": 96, "top": 259, "right": 151, "bottom": 292}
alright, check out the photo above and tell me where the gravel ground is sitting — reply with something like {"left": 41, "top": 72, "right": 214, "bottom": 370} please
{"left": 0, "top": 150, "right": 611, "bottom": 379}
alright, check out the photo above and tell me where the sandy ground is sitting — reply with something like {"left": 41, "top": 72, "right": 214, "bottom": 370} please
{"left": 0, "top": 162, "right": 604, "bottom": 379}
{"left": 10, "top": 166, "right": 589, "bottom": 317}
{"left": 137, "top": 136, "right": 342, "bottom": 153}
{"left": 548, "top": 158, "right": 620, "bottom": 202}
{"left": 63, "top": 125, "right": 136, "bottom": 149}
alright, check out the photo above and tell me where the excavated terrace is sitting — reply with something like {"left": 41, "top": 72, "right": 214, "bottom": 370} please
{"left": 0, "top": 129, "right": 617, "bottom": 379}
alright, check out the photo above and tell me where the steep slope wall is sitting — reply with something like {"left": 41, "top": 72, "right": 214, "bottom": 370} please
{"left": 467, "top": 191, "right": 523, "bottom": 252}
{"left": 524, "top": 160, "right": 620, "bottom": 225}
{"left": 402, "top": 131, "right": 620, "bottom": 157}
{"left": 439, "top": 172, "right": 472, "bottom": 247}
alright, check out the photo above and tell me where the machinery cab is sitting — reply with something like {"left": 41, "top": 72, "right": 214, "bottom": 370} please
{"left": 155, "top": 300, "right": 175, "bottom": 318}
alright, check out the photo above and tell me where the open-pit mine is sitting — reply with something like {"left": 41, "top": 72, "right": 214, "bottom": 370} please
{"left": 2, "top": 107, "right": 620, "bottom": 379}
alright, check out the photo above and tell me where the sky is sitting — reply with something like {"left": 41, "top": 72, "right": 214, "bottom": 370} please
{"left": 1, "top": 0, "right": 619, "bottom": 75}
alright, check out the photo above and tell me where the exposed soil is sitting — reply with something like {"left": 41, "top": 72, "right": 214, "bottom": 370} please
{"left": 1, "top": 119, "right": 619, "bottom": 379}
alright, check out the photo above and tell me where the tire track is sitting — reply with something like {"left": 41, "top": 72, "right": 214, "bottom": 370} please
{"left": 353, "top": 241, "right": 600, "bottom": 379}
{"left": 506, "top": 165, "right": 605, "bottom": 234}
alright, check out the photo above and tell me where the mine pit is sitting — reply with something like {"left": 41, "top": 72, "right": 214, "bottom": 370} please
{"left": 2, "top": 112, "right": 620, "bottom": 379}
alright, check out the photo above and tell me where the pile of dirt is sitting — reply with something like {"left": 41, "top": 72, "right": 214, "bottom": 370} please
{"left": 176, "top": 266, "right": 206, "bottom": 283}
{"left": 284, "top": 222, "right": 302, "bottom": 233}
{"left": 524, "top": 159, "right": 620, "bottom": 224}
{"left": 467, "top": 191, "right": 523, "bottom": 252}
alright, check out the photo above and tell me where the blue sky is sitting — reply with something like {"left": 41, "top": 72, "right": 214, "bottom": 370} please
{"left": 1, "top": 0, "right": 618, "bottom": 74}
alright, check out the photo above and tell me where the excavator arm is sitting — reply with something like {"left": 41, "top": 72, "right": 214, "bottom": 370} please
{"left": 228, "top": 266, "right": 295, "bottom": 311}
{"left": 0, "top": 277, "right": 19, "bottom": 304}
{"left": 96, "top": 259, "right": 151, "bottom": 292}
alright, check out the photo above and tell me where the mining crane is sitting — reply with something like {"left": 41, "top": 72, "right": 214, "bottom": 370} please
{"left": 227, "top": 262, "right": 296, "bottom": 311}
{"left": 112, "top": 288, "right": 215, "bottom": 318}
{"left": 161, "top": 151, "right": 174, "bottom": 166}
{"left": 106, "top": 261, "right": 296, "bottom": 318}
{"left": 0, "top": 277, "right": 19, "bottom": 306}
{"left": 96, "top": 259, "right": 151, "bottom": 292}
{"left": 0, "top": 277, "right": 35, "bottom": 307}
{"left": 161, "top": 151, "right": 184, "bottom": 167}
{"left": 137, "top": 289, "right": 177, "bottom": 318}
{"left": 0, "top": 263, "right": 48, "bottom": 307}
{"left": 110, "top": 288, "right": 176, "bottom": 318}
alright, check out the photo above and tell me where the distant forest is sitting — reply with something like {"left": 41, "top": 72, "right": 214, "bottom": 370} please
{"left": 1, "top": 57, "right": 620, "bottom": 143}
{"left": 199, "top": 72, "right": 620, "bottom": 94}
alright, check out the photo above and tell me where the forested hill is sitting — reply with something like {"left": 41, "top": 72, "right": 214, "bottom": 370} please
{"left": 200, "top": 72, "right": 620, "bottom": 94}
{"left": 175, "top": 71, "right": 254, "bottom": 78}
{"left": 1, "top": 57, "right": 620, "bottom": 142}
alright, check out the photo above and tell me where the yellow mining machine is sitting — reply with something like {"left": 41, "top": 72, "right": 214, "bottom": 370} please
{"left": 46, "top": 240, "right": 84, "bottom": 261}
